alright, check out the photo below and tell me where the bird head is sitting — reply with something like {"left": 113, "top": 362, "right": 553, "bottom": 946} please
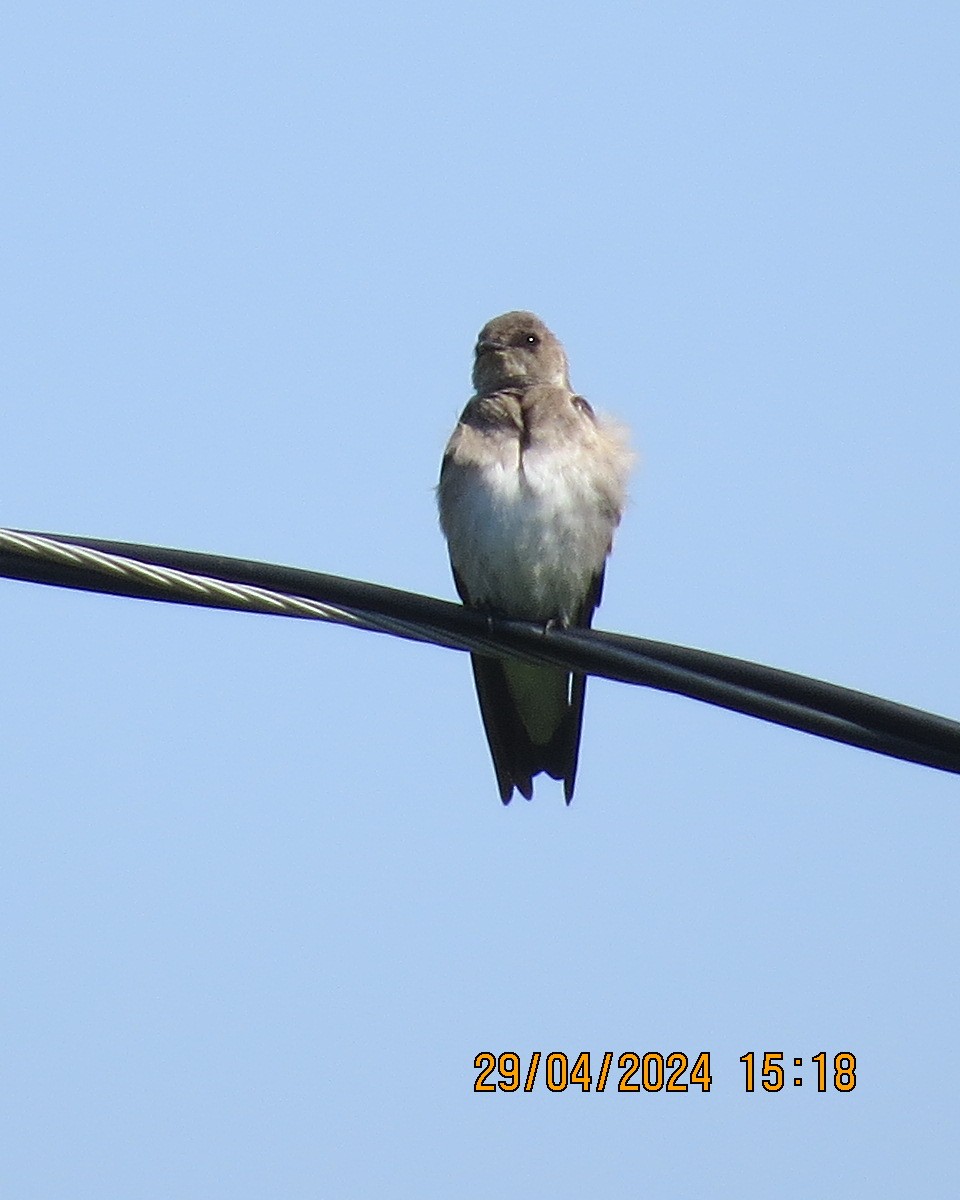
{"left": 472, "top": 311, "right": 571, "bottom": 393}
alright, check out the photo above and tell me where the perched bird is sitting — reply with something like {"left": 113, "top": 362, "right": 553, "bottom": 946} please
{"left": 437, "top": 311, "right": 632, "bottom": 803}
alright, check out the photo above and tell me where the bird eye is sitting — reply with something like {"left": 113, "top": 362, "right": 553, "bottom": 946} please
{"left": 524, "top": 333, "right": 540, "bottom": 346}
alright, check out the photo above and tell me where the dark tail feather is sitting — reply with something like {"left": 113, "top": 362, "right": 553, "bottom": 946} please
{"left": 562, "top": 673, "right": 588, "bottom": 804}
{"left": 469, "top": 655, "right": 586, "bottom": 804}
{"left": 470, "top": 654, "right": 536, "bottom": 802}
{"left": 454, "top": 566, "right": 605, "bottom": 804}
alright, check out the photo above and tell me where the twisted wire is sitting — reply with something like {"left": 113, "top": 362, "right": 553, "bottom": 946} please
{"left": 2, "top": 527, "right": 958, "bottom": 777}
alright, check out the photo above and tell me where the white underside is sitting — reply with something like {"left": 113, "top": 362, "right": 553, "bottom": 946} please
{"left": 444, "top": 442, "right": 613, "bottom": 622}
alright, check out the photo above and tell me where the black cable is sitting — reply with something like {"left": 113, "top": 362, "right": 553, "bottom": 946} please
{"left": 1, "top": 528, "right": 958, "bottom": 777}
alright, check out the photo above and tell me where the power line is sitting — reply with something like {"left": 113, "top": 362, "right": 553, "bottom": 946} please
{"left": 1, "top": 527, "right": 958, "bottom": 777}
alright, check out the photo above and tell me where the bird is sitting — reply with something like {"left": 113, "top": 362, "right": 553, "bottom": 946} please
{"left": 437, "top": 311, "right": 632, "bottom": 803}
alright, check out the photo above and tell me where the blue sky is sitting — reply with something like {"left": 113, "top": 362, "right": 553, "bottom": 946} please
{"left": 3, "top": 2, "right": 959, "bottom": 1195}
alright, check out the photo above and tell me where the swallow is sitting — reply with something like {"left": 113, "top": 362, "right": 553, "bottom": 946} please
{"left": 438, "top": 311, "right": 632, "bottom": 802}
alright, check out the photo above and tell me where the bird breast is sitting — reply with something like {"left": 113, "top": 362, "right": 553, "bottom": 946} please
{"left": 445, "top": 436, "right": 615, "bottom": 622}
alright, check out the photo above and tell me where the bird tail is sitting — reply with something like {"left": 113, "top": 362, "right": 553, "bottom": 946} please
{"left": 469, "top": 655, "right": 587, "bottom": 804}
